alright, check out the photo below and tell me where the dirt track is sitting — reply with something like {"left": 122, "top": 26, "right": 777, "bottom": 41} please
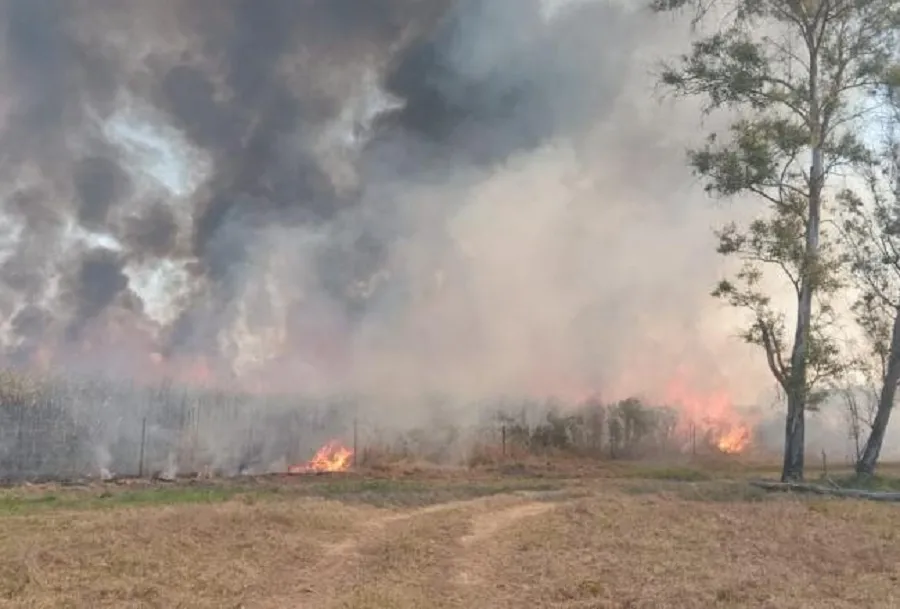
{"left": 257, "top": 492, "right": 562, "bottom": 608}
{"left": 0, "top": 473, "right": 898, "bottom": 608}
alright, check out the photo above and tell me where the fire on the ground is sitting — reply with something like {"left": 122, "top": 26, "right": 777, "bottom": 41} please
{"left": 288, "top": 440, "right": 354, "bottom": 474}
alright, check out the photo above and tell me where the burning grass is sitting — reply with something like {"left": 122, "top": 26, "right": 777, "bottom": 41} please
{"left": 0, "top": 367, "right": 759, "bottom": 485}
{"left": 288, "top": 439, "right": 355, "bottom": 474}
{"left": 0, "top": 463, "right": 897, "bottom": 608}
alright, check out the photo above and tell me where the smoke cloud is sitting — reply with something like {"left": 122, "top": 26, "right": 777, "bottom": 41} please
{"left": 0, "top": 0, "right": 777, "bottom": 432}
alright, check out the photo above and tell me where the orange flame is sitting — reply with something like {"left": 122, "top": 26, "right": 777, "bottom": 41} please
{"left": 288, "top": 440, "right": 354, "bottom": 474}
{"left": 663, "top": 374, "right": 753, "bottom": 455}
{"left": 715, "top": 425, "right": 751, "bottom": 454}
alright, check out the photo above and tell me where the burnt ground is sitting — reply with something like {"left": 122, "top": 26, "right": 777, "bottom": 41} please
{"left": 0, "top": 460, "right": 898, "bottom": 608}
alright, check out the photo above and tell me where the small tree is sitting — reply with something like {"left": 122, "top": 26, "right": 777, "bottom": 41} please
{"left": 838, "top": 62, "right": 900, "bottom": 475}
{"left": 653, "top": 0, "right": 898, "bottom": 480}
{"left": 837, "top": 378, "right": 878, "bottom": 462}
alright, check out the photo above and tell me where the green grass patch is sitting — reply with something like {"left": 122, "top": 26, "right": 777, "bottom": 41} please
{"left": 288, "top": 477, "right": 566, "bottom": 507}
{"left": 0, "top": 477, "right": 566, "bottom": 515}
{"left": 0, "top": 486, "right": 267, "bottom": 515}
{"left": 617, "top": 466, "right": 713, "bottom": 482}
{"left": 673, "top": 481, "right": 771, "bottom": 503}
{"left": 824, "top": 474, "right": 900, "bottom": 492}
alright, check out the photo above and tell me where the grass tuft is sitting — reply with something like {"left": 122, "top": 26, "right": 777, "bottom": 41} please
{"left": 618, "top": 465, "right": 713, "bottom": 482}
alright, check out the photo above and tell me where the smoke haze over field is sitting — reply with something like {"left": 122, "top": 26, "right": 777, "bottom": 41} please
{"left": 0, "top": 0, "right": 776, "bottom": 427}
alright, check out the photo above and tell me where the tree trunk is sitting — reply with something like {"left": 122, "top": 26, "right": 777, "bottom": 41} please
{"left": 782, "top": 30, "right": 823, "bottom": 483}
{"left": 783, "top": 217, "right": 815, "bottom": 482}
{"left": 781, "top": 385, "right": 806, "bottom": 481}
{"left": 782, "top": 156, "right": 820, "bottom": 482}
{"left": 856, "top": 307, "right": 900, "bottom": 477}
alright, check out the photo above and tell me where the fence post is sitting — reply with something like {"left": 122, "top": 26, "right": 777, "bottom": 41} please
{"left": 193, "top": 401, "right": 202, "bottom": 473}
{"left": 15, "top": 409, "right": 24, "bottom": 480}
{"left": 138, "top": 417, "right": 147, "bottom": 478}
{"left": 501, "top": 424, "right": 507, "bottom": 458}
{"left": 353, "top": 417, "right": 359, "bottom": 469}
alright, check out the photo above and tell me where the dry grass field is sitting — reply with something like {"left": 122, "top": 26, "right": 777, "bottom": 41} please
{"left": 0, "top": 461, "right": 898, "bottom": 609}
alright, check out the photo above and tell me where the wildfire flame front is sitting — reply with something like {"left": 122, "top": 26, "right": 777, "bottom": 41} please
{"left": 288, "top": 440, "right": 354, "bottom": 474}
{"left": 716, "top": 425, "right": 751, "bottom": 455}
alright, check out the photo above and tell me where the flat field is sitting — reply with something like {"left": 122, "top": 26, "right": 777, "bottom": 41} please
{"left": 0, "top": 460, "right": 898, "bottom": 609}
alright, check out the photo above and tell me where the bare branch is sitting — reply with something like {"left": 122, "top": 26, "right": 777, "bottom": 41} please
{"left": 759, "top": 318, "right": 789, "bottom": 386}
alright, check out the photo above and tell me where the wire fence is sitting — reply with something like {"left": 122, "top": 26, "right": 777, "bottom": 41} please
{"left": 0, "top": 374, "right": 547, "bottom": 482}
{"left": 0, "top": 372, "right": 767, "bottom": 483}
{"left": 0, "top": 374, "right": 367, "bottom": 483}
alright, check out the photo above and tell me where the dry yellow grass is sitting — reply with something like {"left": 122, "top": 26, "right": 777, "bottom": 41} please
{"left": 0, "top": 467, "right": 897, "bottom": 608}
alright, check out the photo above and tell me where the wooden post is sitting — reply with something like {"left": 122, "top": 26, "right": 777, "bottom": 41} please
{"left": 15, "top": 408, "right": 24, "bottom": 479}
{"left": 192, "top": 399, "right": 202, "bottom": 473}
{"left": 138, "top": 417, "right": 147, "bottom": 478}
{"left": 353, "top": 417, "right": 359, "bottom": 469}
{"left": 502, "top": 424, "right": 507, "bottom": 458}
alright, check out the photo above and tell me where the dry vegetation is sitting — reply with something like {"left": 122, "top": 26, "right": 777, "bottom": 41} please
{"left": 0, "top": 462, "right": 896, "bottom": 609}
{"left": 0, "top": 367, "right": 751, "bottom": 482}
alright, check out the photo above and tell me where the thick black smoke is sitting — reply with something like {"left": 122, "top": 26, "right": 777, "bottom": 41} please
{"left": 0, "top": 0, "right": 645, "bottom": 376}
{"left": 376, "top": 0, "right": 634, "bottom": 166}
{"left": 0, "top": 0, "right": 441, "bottom": 360}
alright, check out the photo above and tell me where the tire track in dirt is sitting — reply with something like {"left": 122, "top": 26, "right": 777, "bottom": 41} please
{"left": 254, "top": 496, "right": 507, "bottom": 608}
{"left": 253, "top": 493, "right": 565, "bottom": 608}
{"left": 321, "top": 496, "right": 495, "bottom": 562}
{"left": 321, "top": 490, "right": 568, "bottom": 561}
{"left": 460, "top": 502, "right": 557, "bottom": 547}
{"left": 454, "top": 501, "right": 559, "bottom": 588}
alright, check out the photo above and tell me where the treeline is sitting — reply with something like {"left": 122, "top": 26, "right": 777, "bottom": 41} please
{"left": 360, "top": 397, "right": 745, "bottom": 468}
{"left": 493, "top": 399, "right": 687, "bottom": 459}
